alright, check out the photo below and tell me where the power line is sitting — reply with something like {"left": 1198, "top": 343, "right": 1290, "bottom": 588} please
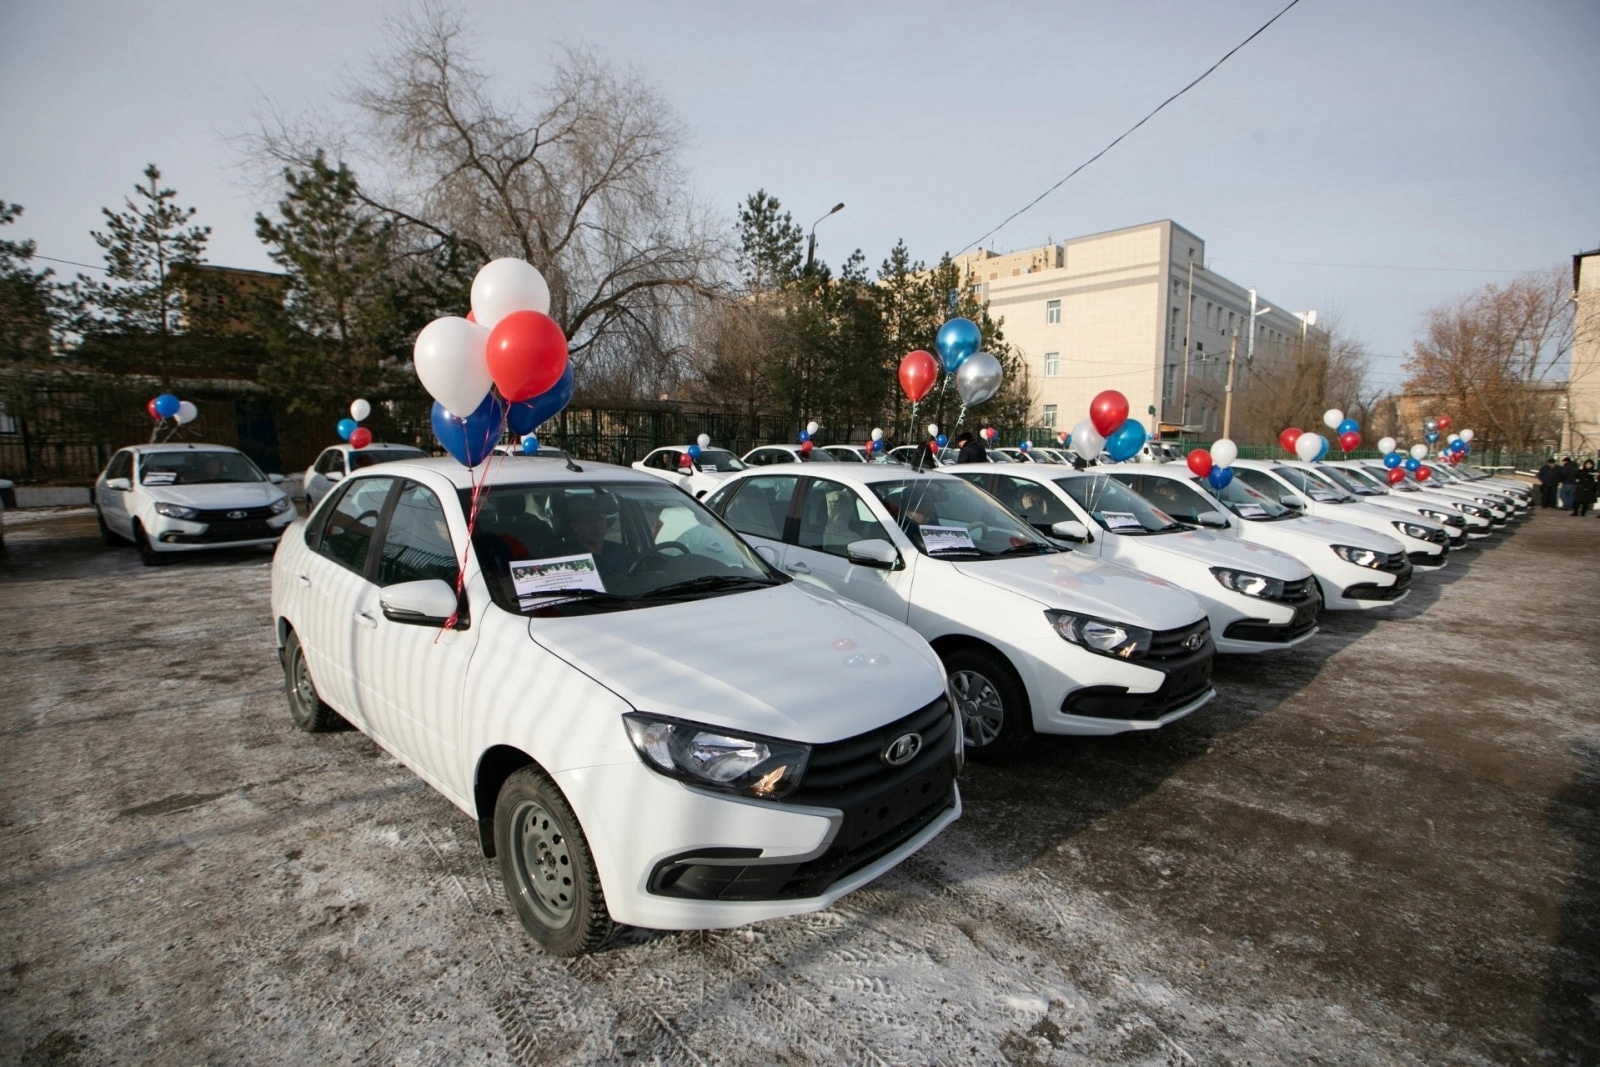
{"left": 32, "top": 254, "right": 107, "bottom": 273}
{"left": 958, "top": 0, "right": 1304, "bottom": 256}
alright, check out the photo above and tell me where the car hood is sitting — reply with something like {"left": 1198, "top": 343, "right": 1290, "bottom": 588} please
{"left": 1278, "top": 514, "right": 1405, "bottom": 553}
{"left": 951, "top": 554, "right": 1203, "bottom": 631}
{"left": 1143, "top": 529, "right": 1311, "bottom": 580}
{"left": 525, "top": 583, "right": 944, "bottom": 744}
{"left": 144, "top": 482, "right": 287, "bottom": 509}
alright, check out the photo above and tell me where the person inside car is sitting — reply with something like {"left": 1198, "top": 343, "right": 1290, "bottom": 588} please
{"left": 563, "top": 494, "right": 634, "bottom": 577}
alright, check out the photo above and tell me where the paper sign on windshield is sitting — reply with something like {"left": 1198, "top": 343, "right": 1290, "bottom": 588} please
{"left": 701, "top": 464, "right": 718, "bottom": 472}
{"left": 920, "top": 525, "right": 976, "bottom": 552}
{"left": 142, "top": 471, "right": 177, "bottom": 485}
{"left": 1100, "top": 511, "right": 1144, "bottom": 531}
{"left": 511, "top": 554, "right": 606, "bottom": 606}
{"left": 1308, "top": 490, "right": 1339, "bottom": 501}
{"left": 1235, "top": 503, "right": 1268, "bottom": 518}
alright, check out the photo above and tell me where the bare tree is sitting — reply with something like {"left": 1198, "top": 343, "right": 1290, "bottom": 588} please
{"left": 252, "top": 3, "right": 721, "bottom": 394}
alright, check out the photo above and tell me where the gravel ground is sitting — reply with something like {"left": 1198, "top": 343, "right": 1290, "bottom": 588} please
{"left": 2, "top": 501, "right": 1597, "bottom": 1066}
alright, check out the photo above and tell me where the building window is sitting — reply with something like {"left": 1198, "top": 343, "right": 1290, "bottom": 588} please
{"left": 1164, "top": 363, "right": 1178, "bottom": 403}
{"left": 1044, "top": 352, "right": 1060, "bottom": 377}
{"left": 1045, "top": 299, "right": 1061, "bottom": 325}
{"left": 1042, "top": 404, "right": 1058, "bottom": 428}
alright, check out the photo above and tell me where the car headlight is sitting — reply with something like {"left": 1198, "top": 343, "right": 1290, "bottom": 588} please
{"left": 1459, "top": 503, "right": 1488, "bottom": 518}
{"left": 1045, "top": 610, "right": 1152, "bottom": 659}
{"left": 1209, "top": 567, "right": 1285, "bottom": 600}
{"left": 1391, "top": 521, "right": 1433, "bottom": 540}
{"left": 155, "top": 502, "right": 199, "bottom": 520}
{"left": 623, "top": 713, "right": 809, "bottom": 800}
{"left": 1419, "top": 509, "right": 1461, "bottom": 526}
{"left": 1331, "top": 544, "right": 1383, "bottom": 568}
{"left": 269, "top": 497, "right": 293, "bottom": 515}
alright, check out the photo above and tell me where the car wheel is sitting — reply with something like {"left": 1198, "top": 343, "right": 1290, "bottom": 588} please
{"left": 494, "top": 766, "right": 613, "bottom": 956}
{"left": 283, "top": 630, "right": 341, "bottom": 732}
{"left": 96, "top": 508, "right": 122, "bottom": 546}
{"left": 942, "top": 647, "right": 1032, "bottom": 763}
{"left": 133, "top": 521, "right": 166, "bottom": 566}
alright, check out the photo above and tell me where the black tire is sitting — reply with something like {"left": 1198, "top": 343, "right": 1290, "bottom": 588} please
{"left": 96, "top": 508, "right": 122, "bottom": 546}
{"left": 494, "top": 767, "right": 613, "bottom": 956}
{"left": 133, "top": 521, "right": 166, "bottom": 566}
{"left": 283, "top": 630, "right": 341, "bottom": 732}
{"left": 942, "top": 646, "right": 1032, "bottom": 763}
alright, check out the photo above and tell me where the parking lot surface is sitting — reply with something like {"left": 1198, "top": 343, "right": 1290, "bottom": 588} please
{"left": 2, "top": 505, "right": 1598, "bottom": 1065}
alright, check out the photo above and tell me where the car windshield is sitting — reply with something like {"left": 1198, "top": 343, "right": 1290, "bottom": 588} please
{"left": 1056, "top": 474, "right": 1187, "bottom": 534}
{"left": 825, "top": 447, "right": 865, "bottom": 462}
{"left": 691, "top": 449, "right": 747, "bottom": 473}
{"left": 351, "top": 448, "right": 425, "bottom": 470}
{"left": 469, "top": 480, "right": 781, "bottom": 616}
{"left": 1276, "top": 465, "right": 1357, "bottom": 502}
{"left": 1190, "top": 474, "right": 1294, "bottom": 519}
{"left": 141, "top": 451, "right": 265, "bottom": 485}
{"left": 1320, "top": 466, "right": 1380, "bottom": 495}
{"left": 795, "top": 448, "right": 838, "bottom": 461}
{"left": 868, "top": 477, "right": 1057, "bottom": 559}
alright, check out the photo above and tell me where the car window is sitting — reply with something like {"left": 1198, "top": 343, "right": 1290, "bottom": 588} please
{"left": 1272, "top": 466, "right": 1348, "bottom": 501}
{"left": 1190, "top": 473, "right": 1293, "bottom": 518}
{"left": 745, "top": 449, "right": 792, "bottom": 467}
{"left": 377, "top": 482, "right": 460, "bottom": 586}
{"left": 351, "top": 447, "right": 426, "bottom": 471}
{"left": 643, "top": 450, "right": 679, "bottom": 471}
{"left": 1318, "top": 466, "right": 1378, "bottom": 495}
{"left": 314, "top": 477, "right": 396, "bottom": 575}
{"left": 141, "top": 450, "right": 264, "bottom": 486}
{"left": 991, "top": 475, "right": 1072, "bottom": 529}
{"left": 868, "top": 477, "right": 1054, "bottom": 558}
{"left": 797, "top": 481, "right": 890, "bottom": 557}
{"left": 1055, "top": 474, "right": 1179, "bottom": 533}
{"left": 1114, "top": 474, "right": 1212, "bottom": 524}
{"left": 106, "top": 451, "right": 133, "bottom": 482}
{"left": 715, "top": 475, "right": 799, "bottom": 541}
{"left": 1232, "top": 467, "right": 1290, "bottom": 503}
{"left": 314, "top": 450, "right": 341, "bottom": 475}
{"left": 694, "top": 449, "right": 746, "bottom": 473}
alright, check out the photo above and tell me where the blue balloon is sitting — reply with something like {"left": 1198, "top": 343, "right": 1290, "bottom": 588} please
{"left": 1450, "top": 438, "right": 1466, "bottom": 453}
{"left": 1207, "top": 466, "right": 1234, "bottom": 490}
{"left": 1404, "top": 456, "right": 1421, "bottom": 471}
{"left": 688, "top": 443, "right": 701, "bottom": 459}
{"left": 872, "top": 439, "right": 885, "bottom": 453}
{"left": 505, "top": 362, "right": 574, "bottom": 436}
{"left": 431, "top": 393, "right": 505, "bottom": 468}
{"left": 1018, "top": 440, "right": 1031, "bottom": 451}
{"left": 336, "top": 417, "right": 357, "bottom": 441}
{"left": 935, "top": 434, "right": 947, "bottom": 448}
{"left": 798, "top": 429, "right": 810, "bottom": 442}
{"left": 1383, "top": 451, "right": 1403, "bottom": 468}
{"left": 1314, "top": 435, "right": 1330, "bottom": 461}
{"left": 934, "top": 317, "right": 981, "bottom": 372}
{"left": 1337, "top": 418, "right": 1359, "bottom": 436}
{"left": 1104, "top": 418, "right": 1147, "bottom": 462}
{"left": 1425, "top": 430, "right": 1439, "bottom": 443}
{"left": 521, "top": 434, "right": 540, "bottom": 455}
{"left": 154, "top": 393, "right": 180, "bottom": 419}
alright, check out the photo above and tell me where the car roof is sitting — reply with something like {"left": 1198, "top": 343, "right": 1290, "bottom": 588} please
{"left": 328, "top": 442, "right": 424, "bottom": 452}
{"left": 346, "top": 456, "right": 659, "bottom": 492}
{"left": 723, "top": 461, "right": 960, "bottom": 489}
{"left": 121, "top": 442, "right": 245, "bottom": 455}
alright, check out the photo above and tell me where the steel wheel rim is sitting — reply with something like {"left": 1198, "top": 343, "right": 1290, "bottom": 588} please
{"left": 510, "top": 797, "right": 576, "bottom": 928}
{"left": 950, "top": 669, "right": 1003, "bottom": 748}
{"left": 291, "top": 651, "right": 317, "bottom": 715}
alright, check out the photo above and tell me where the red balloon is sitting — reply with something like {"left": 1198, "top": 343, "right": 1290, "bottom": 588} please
{"left": 486, "top": 310, "right": 569, "bottom": 403}
{"left": 146, "top": 398, "right": 161, "bottom": 420}
{"left": 1186, "top": 448, "right": 1213, "bottom": 477}
{"left": 1416, "top": 465, "right": 1432, "bottom": 481}
{"left": 678, "top": 453, "right": 693, "bottom": 468}
{"left": 1089, "top": 390, "right": 1130, "bottom": 438}
{"left": 1387, "top": 467, "right": 1406, "bottom": 484}
{"left": 1278, "top": 427, "right": 1302, "bottom": 455}
{"left": 349, "top": 427, "right": 373, "bottom": 450}
{"left": 1338, "top": 430, "right": 1361, "bottom": 453}
{"left": 1436, "top": 415, "right": 1451, "bottom": 431}
{"left": 799, "top": 440, "right": 813, "bottom": 454}
{"left": 898, "top": 349, "right": 939, "bottom": 403}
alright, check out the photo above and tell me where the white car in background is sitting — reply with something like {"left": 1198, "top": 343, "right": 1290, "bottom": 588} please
{"left": 705, "top": 464, "right": 1216, "bottom": 760}
{"left": 1312, "top": 462, "right": 1474, "bottom": 545}
{"left": 633, "top": 445, "right": 748, "bottom": 498}
{"left": 1229, "top": 460, "right": 1452, "bottom": 568}
{"left": 1350, "top": 461, "right": 1510, "bottom": 528}
{"left": 1429, "top": 463, "right": 1531, "bottom": 513}
{"left": 94, "top": 443, "right": 296, "bottom": 565}
{"left": 304, "top": 442, "right": 427, "bottom": 506}
{"left": 1331, "top": 462, "right": 1494, "bottom": 538}
{"left": 1105, "top": 464, "right": 1412, "bottom": 611}
{"left": 1453, "top": 464, "right": 1534, "bottom": 506}
{"left": 270, "top": 459, "right": 960, "bottom": 955}
{"left": 741, "top": 444, "right": 842, "bottom": 467}
{"left": 949, "top": 465, "right": 1319, "bottom": 654}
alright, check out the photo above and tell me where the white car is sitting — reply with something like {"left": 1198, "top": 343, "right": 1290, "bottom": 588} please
{"left": 705, "top": 464, "right": 1216, "bottom": 760}
{"left": 819, "top": 444, "right": 907, "bottom": 464}
{"left": 741, "top": 444, "right": 842, "bottom": 467}
{"left": 949, "top": 466, "right": 1319, "bottom": 654}
{"left": 271, "top": 459, "right": 960, "bottom": 955}
{"left": 1105, "top": 464, "right": 1412, "bottom": 611}
{"left": 1229, "top": 460, "right": 1452, "bottom": 568}
{"left": 304, "top": 442, "right": 427, "bottom": 506}
{"left": 1312, "top": 462, "right": 1474, "bottom": 546}
{"left": 95, "top": 443, "right": 296, "bottom": 565}
{"left": 991, "top": 447, "right": 1063, "bottom": 464}
{"left": 1453, "top": 464, "right": 1534, "bottom": 507}
{"left": 633, "top": 445, "right": 748, "bottom": 498}
{"left": 1330, "top": 462, "right": 1494, "bottom": 538}
{"left": 1351, "top": 461, "right": 1510, "bottom": 529}
{"left": 1428, "top": 463, "right": 1531, "bottom": 514}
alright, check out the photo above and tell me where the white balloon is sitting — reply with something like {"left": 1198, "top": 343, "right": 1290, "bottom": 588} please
{"left": 927, "top": 422, "right": 939, "bottom": 437}
{"left": 350, "top": 398, "right": 371, "bottom": 422}
{"left": 1071, "top": 417, "right": 1105, "bottom": 459}
{"left": 1446, "top": 432, "right": 1459, "bottom": 443}
{"left": 1409, "top": 443, "right": 1429, "bottom": 460}
{"left": 871, "top": 427, "right": 884, "bottom": 441}
{"left": 1209, "top": 438, "right": 1238, "bottom": 469}
{"left": 697, "top": 433, "right": 711, "bottom": 448}
{"left": 470, "top": 258, "right": 551, "bottom": 330}
{"left": 413, "top": 316, "right": 492, "bottom": 418}
{"left": 1323, "top": 408, "right": 1344, "bottom": 430}
{"left": 1295, "top": 432, "right": 1323, "bottom": 462}
{"left": 806, "top": 420, "right": 819, "bottom": 436}
{"left": 1377, "top": 436, "right": 1397, "bottom": 455}
{"left": 1459, "top": 428, "right": 1474, "bottom": 443}
{"left": 175, "top": 400, "right": 199, "bottom": 425}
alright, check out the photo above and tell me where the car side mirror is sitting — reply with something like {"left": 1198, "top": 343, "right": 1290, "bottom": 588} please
{"left": 754, "top": 544, "right": 780, "bottom": 565}
{"left": 326, "top": 471, "right": 345, "bottom": 483}
{"left": 1196, "top": 510, "right": 1230, "bottom": 528}
{"left": 106, "top": 477, "right": 132, "bottom": 491}
{"left": 380, "top": 579, "right": 463, "bottom": 628}
{"left": 846, "top": 539, "right": 900, "bottom": 569}
{"left": 1280, "top": 496, "right": 1304, "bottom": 509}
{"left": 268, "top": 473, "right": 285, "bottom": 484}
{"left": 1050, "top": 519, "right": 1091, "bottom": 542}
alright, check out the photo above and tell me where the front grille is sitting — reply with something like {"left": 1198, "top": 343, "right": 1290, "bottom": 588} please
{"left": 1408, "top": 549, "right": 1447, "bottom": 567}
{"left": 1277, "top": 577, "right": 1316, "bottom": 602}
{"left": 166, "top": 521, "right": 282, "bottom": 544}
{"left": 193, "top": 504, "right": 278, "bottom": 522}
{"left": 1143, "top": 619, "right": 1212, "bottom": 663}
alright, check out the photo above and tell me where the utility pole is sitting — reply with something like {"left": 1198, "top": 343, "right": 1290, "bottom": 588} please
{"left": 1223, "top": 329, "right": 1239, "bottom": 439}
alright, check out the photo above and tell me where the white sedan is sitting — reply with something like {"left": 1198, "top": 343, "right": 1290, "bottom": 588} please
{"left": 632, "top": 445, "right": 748, "bottom": 498}
{"left": 270, "top": 458, "right": 959, "bottom": 955}
{"left": 705, "top": 464, "right": 1216, "bottom": 760}
{"left": 303, "top": 442, "right": 427, "bottom": 506}
{"left": 94, "top": 444, "right": 296, "bottom": 565}
{"left": 1329, "top": 462, "right": 1494, "bottom": 538}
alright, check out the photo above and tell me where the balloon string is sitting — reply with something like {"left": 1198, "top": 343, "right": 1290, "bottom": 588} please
{"left": 441, "top": 401, "right": 510, "bottom": 635}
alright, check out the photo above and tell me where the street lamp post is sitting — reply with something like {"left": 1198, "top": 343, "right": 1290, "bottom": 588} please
{"left": 1225, "top": 288, "right": 1271, "bottom": 440}
{"left": 805, "top": 202, "right": 845, "bottom": 273}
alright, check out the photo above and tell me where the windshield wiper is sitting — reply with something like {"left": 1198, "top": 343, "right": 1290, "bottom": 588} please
{"left": 648, "top": 574, "right": 780, "bottom": 598}
{"left": 991, "top": 542, "right": 1056, "bottom": 556}
{"left": 523, "top": 587, "right": 638, "bottom": 611}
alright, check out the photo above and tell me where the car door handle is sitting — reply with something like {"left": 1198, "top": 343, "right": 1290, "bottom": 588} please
{"left": 296, "top": 574, "right": 311, "bottom": 586}
{"left": 786, "top": 562, "right": 811, "bottom": 575}
{"left": 355, "top": 610, "right": 378, "bottom": 628}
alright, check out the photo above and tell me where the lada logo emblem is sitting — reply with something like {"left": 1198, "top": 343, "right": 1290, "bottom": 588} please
{"left": 1182, "top": 632, "right": 1204, "bottom": 651}
{"left": 882, "top": 733, "right": 923, "bottom": 766}
{"left": 227, "top": 510, "right": 247, "bottom": 519}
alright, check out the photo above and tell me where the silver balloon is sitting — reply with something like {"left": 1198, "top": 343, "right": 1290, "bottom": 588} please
{"left": 954, "top": 351, "right": 1003, "bottom": 407}
{"left": 1423, "top": 417, "right": 1438, "bottom": 432}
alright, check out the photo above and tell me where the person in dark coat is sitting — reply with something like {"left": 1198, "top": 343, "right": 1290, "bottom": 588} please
{"left": 910, "top": 435, "right": 939, "bottom": 471}
{"left": 1536, "top": 457, "right": 1562, "bottom": 508}
{"left": 1559, "top": 457, "right": 1579, "bottom": 510}
{"left": 1572, "top": 460, "right": 1597, "bottom": 518}
{"left": 954, "top": 431, "right": 988, "bottom": 464}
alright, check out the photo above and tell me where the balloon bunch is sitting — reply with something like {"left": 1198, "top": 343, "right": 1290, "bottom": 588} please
{"left": 1441, "top": 428, "right": 1474, "bottom": 464}
{"left": 797, "top": 419, "right": 820, "bottom": 456}
{"left": 680, "top": 432, "right": 712, "bottom": 469}
{"left": 1070, "top": 390, "right": 1144, "bottom": 463}
{"left": 982, "top": 426, "right": 998, "bottom": 443}
{"left": 895, "top": 317, "right": 1005, "bottom": 434}
{"left": 1278, "top": 426, "right": 1330, "bottom": 462}
{"left": 337, "top": 398, "right": 373, "bottom": 450}
{"left": 863, "top": 427, "right": 889, "bottom": 455}
{"left": 1381, "top": 440, "right": 1433, "bottom": 483}
{"left": 1323, "top": 408, "right": 1362, "bottom": 453}
{"left": 1187, "top": 439, "right": 1238, "bottom": 490}
{"left": 145, "top": 392, "right": 199, "bottom": 442}
{"left": 1017, "top": 439, "right": 1033, "bottom": 455}
{"left": 1422, "top": 414, "right": 1452, "bottom": 445}
{"left": 413, "top": 258, "right": 572, "bottom": 468}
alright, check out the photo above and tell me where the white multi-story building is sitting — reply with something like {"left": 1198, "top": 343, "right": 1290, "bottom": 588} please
{"left": 955, "top": 220, "right": 1322, "bottom": 439}
{"left": 1567, "top": 249, "right": 1600, "bottom": 456}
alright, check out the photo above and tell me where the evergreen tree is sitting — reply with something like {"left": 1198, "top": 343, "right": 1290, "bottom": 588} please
{"left": 736, "top": 191, "right": 803, "bottom": 295}
{"left": 0, "top": 202, "right": 56, "bottom": 365}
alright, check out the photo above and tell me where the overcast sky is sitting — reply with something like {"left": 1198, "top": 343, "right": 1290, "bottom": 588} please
{"left": 3, "top": 0, "right": 1597, "bottom": 394}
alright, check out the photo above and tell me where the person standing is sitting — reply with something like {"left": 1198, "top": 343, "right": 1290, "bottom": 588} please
{"left": 1536, "top": 457, "right": 1562, "bottom": 508}
{"left": 1572, "top": 460, "right": 1597, "bottom": 518}
{"left": 1559, "top": 456, "right": 1579, "bottom": 510}
{"left": 954, "top": 431, "right": 988, "bottom": 464}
